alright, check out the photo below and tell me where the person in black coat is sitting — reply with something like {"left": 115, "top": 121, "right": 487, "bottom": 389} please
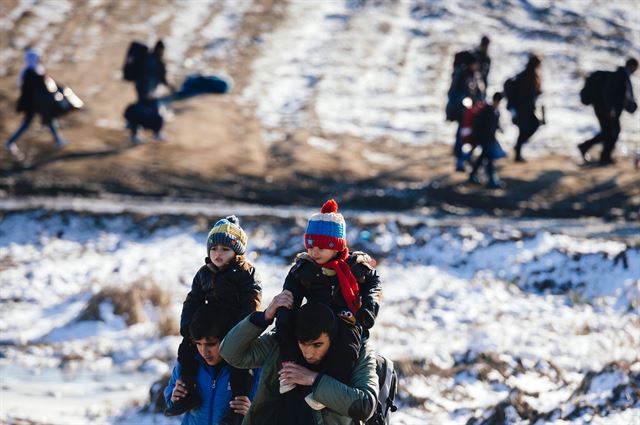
{"left": 473, "top": 35, "right": 491, "bottom": 90}
{"left": 469, "top": 92, "right": 505, "bottom": 189}
{"left": 578, "top": 58, "right": 638, "bottom": 166}
{"left": 507, "top": 54, "right": 543, "bottom": 162}
{"left": 127, "top": 40, "right": 174, "bottom": 144}
{"left": 135, "top": 40, "right": 173, "bottom": 102}
{"left": 4, "top": 49, "right": 68, "bottom": 159}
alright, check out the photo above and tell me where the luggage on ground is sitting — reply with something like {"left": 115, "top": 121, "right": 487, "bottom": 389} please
{"left": 124, "top": 100, "right": 163, "bottom": 132}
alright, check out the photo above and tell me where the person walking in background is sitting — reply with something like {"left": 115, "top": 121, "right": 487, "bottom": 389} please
{"left": 578, "top": 57, "right": 638, "bottom": 166}
{"left": 4, "top": 48, "right": 68, "bottom": 160}
{"left": 504, "top": 54, "right": 543, "bottom": 162}
{"left": 447, "top": 51, "right": 486, "bottom": 171}
{"left": 135, "top": 40, "right": 175, "bottom": 102}
{"left": 123, "top": 40, "right": 174, "bottom": 144}
{"left": 474, "top": 35, "right": 491, "bottom": 90}
{"left": 469, "top": 92, "right": 506, "bottom": 189}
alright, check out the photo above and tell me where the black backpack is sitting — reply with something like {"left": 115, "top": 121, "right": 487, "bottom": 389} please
{"left": 366, "top": 354, "right": 398, "bottom": 425}
{"left": 123, "top": 41, "right": 148, "bottom": 82}
{"left": 580, "top": 70, "right": 610, "bottom": 106}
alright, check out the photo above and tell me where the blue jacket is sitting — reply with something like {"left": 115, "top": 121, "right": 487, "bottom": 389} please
{"left": 164, "top": 355, "right": 259, "bottom": 425}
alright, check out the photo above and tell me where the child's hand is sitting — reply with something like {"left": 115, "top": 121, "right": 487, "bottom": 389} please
{"left": 264, "top": 290, "right": 294, "bottom": 321}
{"left": 171, "top": 379, "right": 188, "bottom": 402}
{"left": 229, "top": 395, "right": 251, "bottom": 416}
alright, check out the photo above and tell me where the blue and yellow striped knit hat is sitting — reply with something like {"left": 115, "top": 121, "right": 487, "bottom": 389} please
{"left": 207, "top": 215, "right": 247, "bottom": 255}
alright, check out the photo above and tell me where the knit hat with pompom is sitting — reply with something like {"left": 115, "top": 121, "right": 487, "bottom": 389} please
{"left": 207, "top": 215, "right": 247, "bottom": 255}
{"left": 304, "top": 199, "right": 346, "bottom": 252}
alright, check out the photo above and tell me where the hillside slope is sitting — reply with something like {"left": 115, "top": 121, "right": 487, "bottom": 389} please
{"left": 0, "top": 0, "right": 638, "bottom": 218}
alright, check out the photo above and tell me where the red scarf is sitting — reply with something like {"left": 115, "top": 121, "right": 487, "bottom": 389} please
{"left": 323, "top": 250, "right": 361, "bottom": 314}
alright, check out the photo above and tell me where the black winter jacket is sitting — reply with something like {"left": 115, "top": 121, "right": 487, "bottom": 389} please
{"left": 283, "top": 251, "right": 382, "bottom": 330}
{"left": 473, "top": 104, "right": 500, "bottom": 148}
{"left": 180, "top": 257, "right": 262, "bottom": 338}
{"left": 16, "top": 69, "right": 48, "bottom": 116}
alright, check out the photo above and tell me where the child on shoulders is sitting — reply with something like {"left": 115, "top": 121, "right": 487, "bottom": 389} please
{"left": 165, "top": 216, "right": 262, "bottom": 425}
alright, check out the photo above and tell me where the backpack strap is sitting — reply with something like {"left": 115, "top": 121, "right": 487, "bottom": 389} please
{"left": 381, "top": 356, "right": 397, "bottom": 416}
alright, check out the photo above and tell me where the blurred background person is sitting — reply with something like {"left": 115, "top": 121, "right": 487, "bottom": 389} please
{"left": 468, "top": 92, "right": 506, "bottom": 189}
{"left": 504, "top": 54, "right": 543, "bottom": 163}
{"left": 447, "top": 52, "right": 486, "bottom": 172}
{"left": 4, "top": 48, "right": 68, "bottom": 160}
{"left": 578, "top": 57, "right": 638, "bottom": 166}
{"left": 135, "top": 40, "right": 175, "bottom": 102}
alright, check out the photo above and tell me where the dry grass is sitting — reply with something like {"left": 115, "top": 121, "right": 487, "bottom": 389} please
{"left": 78, "top": 279, "right": 178, "bottom": 335}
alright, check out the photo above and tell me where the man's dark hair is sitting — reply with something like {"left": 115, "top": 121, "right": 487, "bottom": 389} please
{"left": 493, "top": 91, "right": 503, "bottom": 103}
{"left": 480, "top": 35, "right": 490, "bottom": 46}
{"left": 626, "top": 57, "right": 638, "bottom": 69}
{"left": 294, "top": 303, "right": 337, "bottom": 343}
{"left": 189, "top": 305, "right": 231, "bottom": 341}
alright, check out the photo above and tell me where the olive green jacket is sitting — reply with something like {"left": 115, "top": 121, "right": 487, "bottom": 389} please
{"left": 220, "top": 314, "right": 378, "bottom": 425}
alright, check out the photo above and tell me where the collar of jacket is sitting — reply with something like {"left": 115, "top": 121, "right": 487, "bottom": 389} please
{"left": 195, "top": 353, "right": 229, "bottom": 374}
{"left": 204, "top": 256, "right": 238, "bottom": 273}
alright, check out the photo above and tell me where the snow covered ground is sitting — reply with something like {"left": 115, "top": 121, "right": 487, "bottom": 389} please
{"left": 1, "top": 0, "right": 638, "bottom": 160}
{"left": 1, "top": 0, "right": 639, "bottom": 423}
{"left": 243, "top": 0, "right": 640, "bottom": 158}
{"left": 0, "top": 201, "right": 638, "bottom": 424}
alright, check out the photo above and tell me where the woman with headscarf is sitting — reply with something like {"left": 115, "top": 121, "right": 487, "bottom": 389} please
{"left": 4, "top": 48, "right": 68, "bottom": 160}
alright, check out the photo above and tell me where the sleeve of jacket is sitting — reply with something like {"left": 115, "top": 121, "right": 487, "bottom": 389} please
{"left": 282, "top": 262, "right": 306, "bottom": 308}
{"left": 237, "top": 267, "right": 263, "bottom": 321}
{"left": 276, "top": 264, "right": 306, "bottom": 329}
{"left": 163, "top": 361, "right": 182, "bottom": 409}
{"left": 220, "top": 314, "right": 278, "bottom": 370}
{"left": 354, "top": 262, "right": 382, "bottom": 330}
{"left": 311, "top": 343, "right": 378, "bottom": 421}
{"left": 180, "top": 271, "right": 205, "bottom": 337}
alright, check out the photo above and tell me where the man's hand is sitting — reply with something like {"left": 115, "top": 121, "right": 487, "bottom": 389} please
{"left": 264, "top": 290, "right": 294, "bottom": 322}
{"left": 279, "top": 362, "right": 319, "bottom": 387}
{"left": 229, "top": 395, "right": 251, "bottom": 416}
{"left": 171, "top": 379, "right": 188, "bottom": 402}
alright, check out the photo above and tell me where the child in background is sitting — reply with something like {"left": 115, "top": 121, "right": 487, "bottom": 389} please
{"left": 469, "top": 91, "right": 506, "bottom": 189}
{"left": 165, "top": 216, "right": 262, "bottom": 425}
{"left": 275, "top": 199, "right": 382, "bottom": 410}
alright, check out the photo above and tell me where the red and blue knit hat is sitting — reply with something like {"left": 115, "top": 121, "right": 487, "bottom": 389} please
{"left": 304, "top": 199, "right": 347, "bottom": 251}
